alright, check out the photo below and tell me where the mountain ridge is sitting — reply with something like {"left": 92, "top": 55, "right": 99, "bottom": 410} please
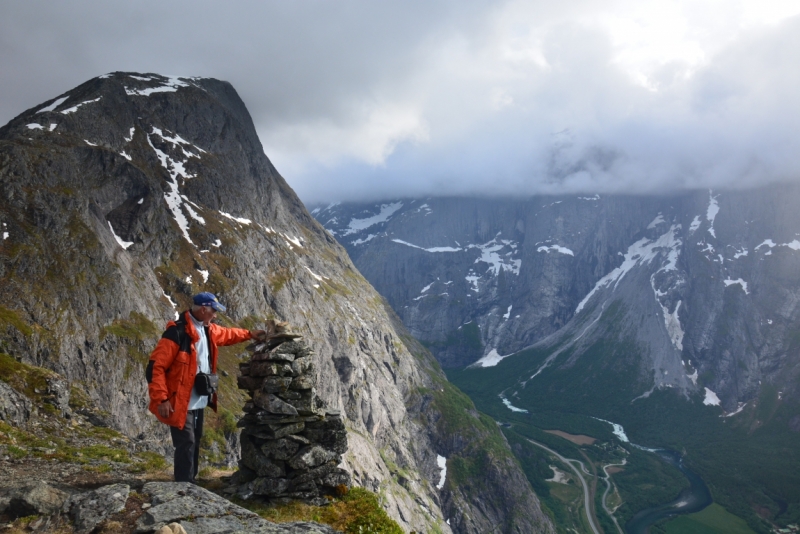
{"left": 314, "top": 187, "right": 800, "bottom": 410}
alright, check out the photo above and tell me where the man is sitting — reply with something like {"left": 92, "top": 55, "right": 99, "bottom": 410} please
{"left": 146, "top": 292, "right": 264, "bottom": 483}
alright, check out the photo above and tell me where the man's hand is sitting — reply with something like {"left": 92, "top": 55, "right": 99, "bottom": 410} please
{"left": 158, "top": 400, "right": 174, "bottom": 418}
{"left": 250, "top": 329, "right": 266, "bottom": 341}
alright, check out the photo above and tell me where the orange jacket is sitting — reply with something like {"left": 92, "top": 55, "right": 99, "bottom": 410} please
{"left": 146, "top": 310, "right": 252, "bottom": 429}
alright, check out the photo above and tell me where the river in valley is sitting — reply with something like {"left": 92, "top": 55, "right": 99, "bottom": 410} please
{"left": 624, "top": 449, "right": 712, "bottom": 534}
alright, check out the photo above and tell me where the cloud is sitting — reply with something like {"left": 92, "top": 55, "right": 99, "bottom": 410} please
{"left": 2, "top": 0, "right": 799, "bottom": 203}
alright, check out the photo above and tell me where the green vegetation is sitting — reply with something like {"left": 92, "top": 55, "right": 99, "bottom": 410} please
{"left": 102, "top": 311, "right": 160, "bottom": 341}
{"left": 235, "top": 487, "right": 404, "bottom": 534}
{"left": 0, "top": 352, "right": 54, "bottom": 401}
{"left": 129, "top": 451, "right": 170, "bottom": 473}
{"left": 502, "top": 428, "right": 568, "bottom": 528}
{"left": 201, "top": 407, "right": 240, "bottom": 464}
{"left": 656, "top": 503, "right": 756, "bottom": 534}
{"left": 268, "top": 268, "right": 292, "bottom": 294}
{"left": 423, "top": 322, "right": 483, "bottom": 363}
{"left": 0, "top": 306, "right": 33, "bottom": 336}
{"left": 446, "top": 306, "right": 799, "bottom": 533}
{"left": 0, "top": 417, "right": 168, "bottom": 474}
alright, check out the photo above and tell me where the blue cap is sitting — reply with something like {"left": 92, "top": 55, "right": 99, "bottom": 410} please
{"left": 193, "top": 292, "right": 226, "bottom": 312}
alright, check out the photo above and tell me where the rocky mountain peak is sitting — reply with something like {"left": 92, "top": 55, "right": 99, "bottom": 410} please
{"left": 0, "top": 73, "right": 554, "bottom": 533}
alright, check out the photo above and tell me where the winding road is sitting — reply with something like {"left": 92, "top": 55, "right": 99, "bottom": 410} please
{"left": 601, "top": 461, "right": 626, "bottom": 534}
{"left": 526, "top": 439, "right": 601, "bottom": 534}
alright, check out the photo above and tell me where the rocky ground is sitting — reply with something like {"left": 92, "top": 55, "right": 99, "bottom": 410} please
{"left": 0, "top": 363, "right": 398, "bottom": 534}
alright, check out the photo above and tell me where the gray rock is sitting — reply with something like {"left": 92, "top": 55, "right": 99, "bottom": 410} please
{"left": 241, "top": 438, "right": 287, "bottom": 478}
{"left": 288, "top": 462, "right": 338, "bottom": 487}
{"left": 250, "top": 362, "right": 293, "bottom": 377}
{"left": 137, "top": 495, "right": 232, "bottom": 528}
{"left": 237, "top": 375, "right": 263, "bottom": 391}
{"left": 260, "top": 438, "right": 300, "bottom": 461}
{"left": 6, "top": 480, "right": 68, "bottom": 518}
{"left": 253, "top": 392, "right": 298, "bottom": 415}
{"left": 136, "top": 482, "right": 274, "bottom": 534}
{"left": 260, "top": 376, "right": 294, "bottom": 394}
{"left": 259, "top": 352, "right": 296, "bottom": 363}
{"left": 45, "top": 375, "right": 71, "bottom": 416}
{"left": 66, "top": 483, "right": 129, "bottom": 534}
{"left": 301, "top": 417, "right": 347, "bottom": 455}
{"left": 289, "top": 375, "right": 316, "bottom": 391}
{"left": 287, "top": 446, "right": 337, "bottom": 470}
{"left": 320, "top": 470, "right": 351, "bottom": 489}
{"left": 0, "top": 380, "right": 32, "bottom": 425}
{"left": 272, "top": 423, "right": 306, "bottom": 439}
{"left": 289, "top": 358, "right": 312, "bottom": 377}
{"left": 276, "top": 389, "right": 303, "bottom": 400}
{"left": 251, "top": 477, "right": 290, "bottom": 497}
{"left": 289, "top": 390, "right": 319, "bottom": 416}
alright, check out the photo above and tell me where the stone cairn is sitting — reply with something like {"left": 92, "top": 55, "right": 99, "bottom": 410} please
{"left": 228, "top": 321, "right": 350, "bottom": 506}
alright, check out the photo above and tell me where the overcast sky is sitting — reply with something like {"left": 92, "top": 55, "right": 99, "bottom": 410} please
{"left": 2, "top": 1, "right": 799, "bottom": 203}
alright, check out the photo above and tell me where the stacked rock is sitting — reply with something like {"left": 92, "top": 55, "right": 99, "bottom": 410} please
{"left": 232, "top": 323, "right": 350, "bottom": 506}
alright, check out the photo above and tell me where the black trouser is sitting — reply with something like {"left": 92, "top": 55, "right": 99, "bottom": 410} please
{"left": 170, "top": 408, "right": 204, "bottom": 483}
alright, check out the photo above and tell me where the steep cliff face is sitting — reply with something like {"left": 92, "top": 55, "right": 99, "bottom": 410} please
{"left": 0, "top": 74, "right": 554, "bottom": 533}
{"left": 314, "top": 190, "right": 800, "bottom": 409}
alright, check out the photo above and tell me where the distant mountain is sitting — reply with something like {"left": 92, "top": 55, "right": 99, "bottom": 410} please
{"left": 314, "top": 190, "right": 800, "bottom": 409}
{"left": 0, "top": 73, "right": 554, "bottom": 534}
{"left": 313, "top": 191, "right": 800, "bottom": 531}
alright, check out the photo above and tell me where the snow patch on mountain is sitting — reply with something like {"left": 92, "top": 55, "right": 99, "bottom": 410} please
{"left": 707, "top": 191, "right": 720, "bottom": 238}
{"left": 722, "top": 403, "right": 747, "bottom": 417}
{"left": 576, "top": 225, "right": 682, "bottom": 314}
{"left": 647, "top": 214, "right": 666, "bottom": 229}
{"left": 148, "top": 133, "right": 196, "bottom": 181}
{"left": 36, "top": 96, "right": 69, "bottom": 113}
{"left": 219, "top": 211, "right": 252, "bottom": 225}
{"left": 149, "top": 131, "right": 194, "bottom": 244}
{"left": 659, "top": 301, "right": 684, "bottom": 351}
{"left": 689, "top": 215, "right": 701, "bottom": 233}
{"left": 473, "top": 349, "right": 507, "bottom": 367}
{"left": 436, "top": 455, "right": 447, "bottom": 490}
{"left": 392, "top": 239, "right": 461, "bottom": 252}
{"left": 151, "top": 126, "right": 206, "bottom": 157}
{"left": 724, "top": 278, "right": 749, "bottom": 294}
{"left": 465, "top": 273, "right": 480, "bottom": 292}
{"left": 107, "top": 221, "right": 133, "bottom": 250}
{"left": 282, "top": 233, "right": 303, "bottom": 248}
{"left": 352, "top": 234, "right": 378, "bottom": 246}
{"left": 125, "top": 75, "right": 190, "bottom": 97}
{"left": 687, "top": 368, "right": 698, "bottom": 385}
{"left": 304, "top": 266, "right": 324, "bottom": 288}
{"left": 703, "top": 388, "right": 721, "bottom": 406}
{"left": 537, "top": 245, "right": 574, "bottom": 256}
{"left": 473, "top": 235, "right": 522, "bottom": 275}
{"left": 344, "top": 202, "right": 403, "bottom": 235}
{"left": 60, "top": 96, "right": 101, "bottom": 115}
